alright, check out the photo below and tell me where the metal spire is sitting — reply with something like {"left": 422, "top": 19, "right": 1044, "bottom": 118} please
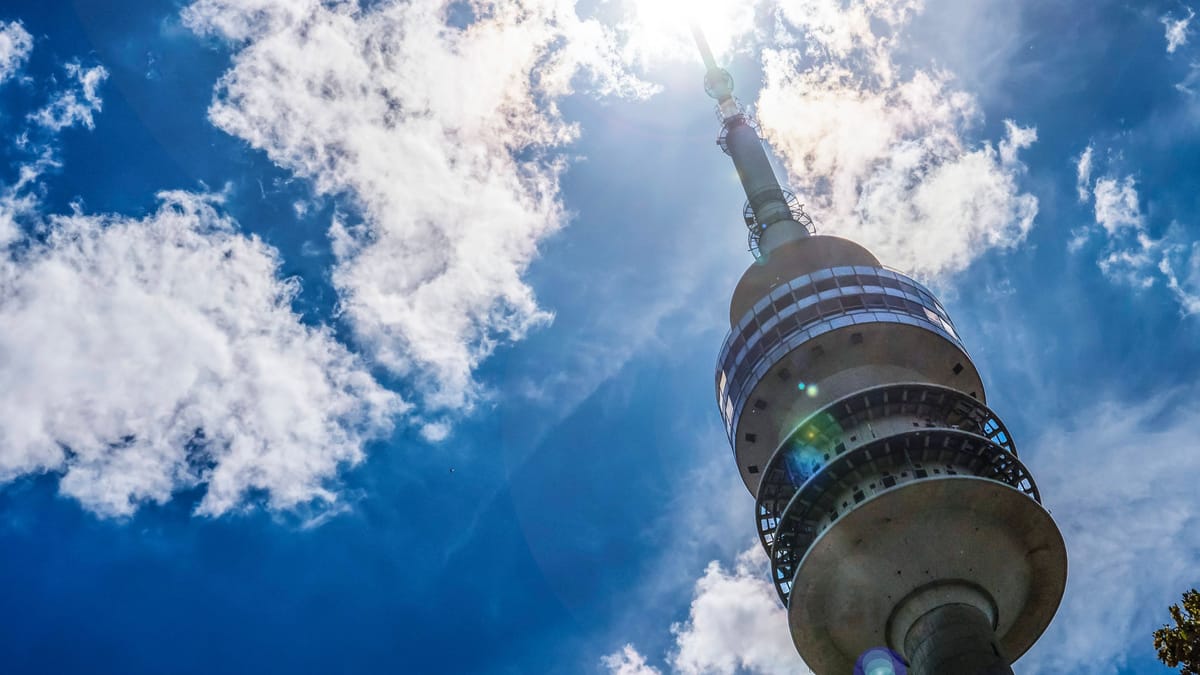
{"left": 690, "top": 23, "right": 719, "bottom": 72}
{"left": 691, "top": 25, "right": 813, "bottom": 259}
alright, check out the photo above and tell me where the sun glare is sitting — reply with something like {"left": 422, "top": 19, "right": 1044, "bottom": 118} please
{"left": 623, "top": 0, "right": 754, "bottom": 65}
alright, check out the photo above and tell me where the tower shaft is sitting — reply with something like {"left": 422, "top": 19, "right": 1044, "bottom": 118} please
{"left": 904, "top": 604, "right": 1014, "bottom": 675}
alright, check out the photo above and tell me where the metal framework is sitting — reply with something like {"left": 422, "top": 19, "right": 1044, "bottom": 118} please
{"left": 769, "top": 427, "right": 1041, "bottom": 602}
{"left": 753, "top": 382, "right": 1020, "bottom": 552}
{"left": 745, "top": 191, "right": 815, "bottom": 259}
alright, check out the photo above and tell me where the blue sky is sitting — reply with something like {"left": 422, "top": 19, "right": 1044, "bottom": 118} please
{"left": 0, "top": 1, "right": 1197, "bottom": 674}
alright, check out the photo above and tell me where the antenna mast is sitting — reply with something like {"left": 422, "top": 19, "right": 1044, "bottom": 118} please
{"left": 690, "top": 24, "right": 812, "bottom": 259}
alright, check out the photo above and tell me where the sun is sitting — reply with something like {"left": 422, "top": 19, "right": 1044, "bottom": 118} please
{"left": 621, "top": 0, "right": 755, "bottom": 65}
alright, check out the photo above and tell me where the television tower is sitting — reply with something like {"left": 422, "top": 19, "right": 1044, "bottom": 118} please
{"left": 694, "top": 28, "right": 1068, "bottom": 674}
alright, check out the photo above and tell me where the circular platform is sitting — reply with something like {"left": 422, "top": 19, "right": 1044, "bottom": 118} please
{"left": 786, "top": 477, "right": 1067, "bottom": 674}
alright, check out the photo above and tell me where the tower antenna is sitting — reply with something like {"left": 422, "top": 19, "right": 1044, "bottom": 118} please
{"left": 690, "top": 23, "right": 719, "bottom": 72}
{"left": 690, "top": 24, "right": 813, "bottom": 259}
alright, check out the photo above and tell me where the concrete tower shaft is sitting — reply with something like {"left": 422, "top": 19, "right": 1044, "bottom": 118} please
{"left": 695, "top": 29, "right": 1067, "bottom": 675}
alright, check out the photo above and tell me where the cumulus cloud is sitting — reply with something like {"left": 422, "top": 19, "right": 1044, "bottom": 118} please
{"left": 1076, "top": 160, "right": 1200, "bottom": 313}
{"left": 755, "top": 0, "right": 1039, "bottom": 278}
{"left": 670, "top": 549, "right": 810, "bottom": 675}
{"left": 1022, "top": 392, "right": 1200, "bottom": 674}
{"left": 1163, "top": 8, "right": 1195, "bottom": 54}
{"left": 29, "top": 61, "right": 110, "bottom": 131}
{"left": 607, "top": 548, "right": 811, "bottom": 675}
{"left": 0, "top": 191, "right": 405, "bottom": 517}
{"left": 182, "top": 0, "right": 647, "bottom": 433}
{"left": 0, "top": 20, "right": 32, "bottom": 84}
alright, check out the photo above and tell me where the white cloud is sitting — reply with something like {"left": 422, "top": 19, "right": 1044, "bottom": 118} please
{"left": 29, "top": 62, "right": 110, "bottom": 131}
{"left": 1085, "top": 175, "right": 1159, "bottom": 289}
{"left": 670, "top": 548, "right": 811, "bottom": 675}
{"left": 1077, "top": 162, "right": 1200, "bottom": 313}
{"left": 1159, "top": 226, "right": 1200, "bottom": 314}
{"left": 0, "top": 156, "right": 49, "bottom": 247}
{"left": 2, "top": 55, "right": 111, "bottom": 247}
{"left": 1178, "top": 61, "right": 1200, "bottom": 95}
{"left": 0, "top": 20, "right": 32, "bottom": 84}
{"left": 602, "top": 645, "right": 663, "bottom": 675}
{"left": 1021, "top": 392, "right": 1200, "bottom": 674}
{"left": 609, "top": 547, "right": 812, "bottom": 675}
{"left": 1163, "top": 8, "right": 1195, "bottom": 54}
{"left": 1092, "top": 176, "right": 1144, "bottom": 235}
{"left": 0, "top": 191, "right": 405, "bottom": 517}
{"left": 1075, "top": 145, "right": 1094, "bottom": 203}
{"left": 755, "top": 0, "right": 1039, "bottom": 278}
{"left": 182, "top": 0, "right": 647, "bottom": 427}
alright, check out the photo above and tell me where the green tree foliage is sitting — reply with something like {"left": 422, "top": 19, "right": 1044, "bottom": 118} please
{"left": 1156, "top": 589, "right": 1200, "bottom": 674}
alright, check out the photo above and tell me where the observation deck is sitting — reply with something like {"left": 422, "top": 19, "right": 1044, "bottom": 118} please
{"left": 716, "top": 261, "right": 985, "bottom": 493}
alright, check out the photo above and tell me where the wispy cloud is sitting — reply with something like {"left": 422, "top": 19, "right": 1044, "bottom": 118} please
{"left": 1178, "top": 61, "right": 1200, "bottom": 96}
{"left": 1, "top": 50, "right": 108, "bottom": 248}
{"left": 0, "top": 158, "right": 48, "bottom": 247}
{"left": 1163, "top": 7, "right": 1195, "bottom": 54}
{"left": 756, "top": 0, "right": 1039, "bottom": 278}
{"left": 28, "top": 61, "right": 109, "bottom": 131}
{"left": 1022, "top": 391, "right": 1200, "bottom": 674}
{"left": 1075, "top": 145, "right": 1094, "bottom": 203}
{"left": 182, "top": 0, "right": 648, "bottom": 439}
{"left": 1076, "top": 154, "right": 1200, "bottom": 314}
{"left": 0, "top": 20, "right": 32, "bottom": 85}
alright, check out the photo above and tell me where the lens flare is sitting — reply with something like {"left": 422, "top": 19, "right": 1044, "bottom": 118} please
{"left": 854, "top": 648, "right": 906, "bottom": 675}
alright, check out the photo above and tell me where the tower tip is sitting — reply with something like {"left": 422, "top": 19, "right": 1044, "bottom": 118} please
{"left": 690, "top": 23, "right": 719, "bottom": 72}
{"left": 691, "top": 24, "right": 735, "bottom": 101}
